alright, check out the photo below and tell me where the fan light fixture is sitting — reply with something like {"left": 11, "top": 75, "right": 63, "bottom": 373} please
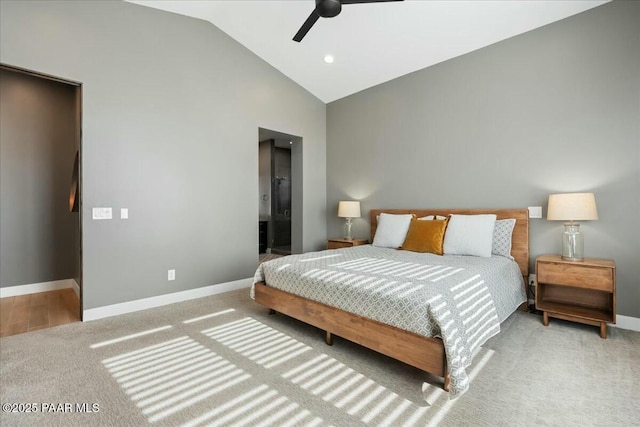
{"left": 293, "top": 0, "right": 404, "bottom": 42}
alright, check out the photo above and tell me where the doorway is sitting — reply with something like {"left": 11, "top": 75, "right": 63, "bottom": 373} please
{"left": 271, "top": 144, "right": 292, "bottom": 254}
{"left": 0, "top": 64, "right": 82, "bottom": 332}
{"left": 258, "top": 128, "right": 302, "bottom": 258}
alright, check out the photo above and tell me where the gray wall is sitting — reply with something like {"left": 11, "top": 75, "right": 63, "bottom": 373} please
{"left": 0, "top": 0, "right": 327, "bottom": 310}
{"left": 0, "top": 68, "right": 79, "bottom": 287}
{"left": 327, "top": 1, "right": 640, "bottom": 318}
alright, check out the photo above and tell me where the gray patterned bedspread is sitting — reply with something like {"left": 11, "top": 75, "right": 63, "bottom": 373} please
{"left": 251, "top": 245, "right": 526, "bottom": 398}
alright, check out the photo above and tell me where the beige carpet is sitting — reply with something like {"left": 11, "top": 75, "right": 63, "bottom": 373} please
{"left": 1, "top": 288, "right": 638, "bottom": 426}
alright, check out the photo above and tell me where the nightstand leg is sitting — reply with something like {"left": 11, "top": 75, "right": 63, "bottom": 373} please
{"left": 543, "top": 311, "right": 549, "bottom": 326}
{"left": 600, "top": 323, "right": 607, "bottom": 339}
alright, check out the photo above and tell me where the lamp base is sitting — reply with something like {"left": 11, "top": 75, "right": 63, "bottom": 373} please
{"left": 343, "top": 218, "right": 353, "bottom": 240}
{"left": 561, "top": 222, "right": 584, "bottom": 262}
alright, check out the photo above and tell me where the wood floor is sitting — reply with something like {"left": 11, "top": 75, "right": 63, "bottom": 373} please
{"left": 0, "top": 288, "right": 80, "bottom": 337}
{"left": 259, "top": 253, "right": 284, "bottom": 264}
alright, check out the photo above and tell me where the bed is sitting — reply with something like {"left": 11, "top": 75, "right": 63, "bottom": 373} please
{"left": 252, "top": 209, "right": 529, "bottom": 398}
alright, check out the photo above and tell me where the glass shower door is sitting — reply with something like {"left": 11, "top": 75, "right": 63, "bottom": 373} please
{"left": 271, "top": 146, "right": 291, "bottom": 254}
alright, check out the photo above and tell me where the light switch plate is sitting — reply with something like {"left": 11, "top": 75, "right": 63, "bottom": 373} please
{"left": 92, "top": 207, "right": 112, "bottom": 220}
{"left": 528, "top": 206, "right": 542, "bottom": 219}
{"left": 121, "top": 208, "right": 128, "bottom": 219}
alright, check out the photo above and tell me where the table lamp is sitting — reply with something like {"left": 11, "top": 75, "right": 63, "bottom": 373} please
{"left": 547, "top": 193, "right": 598, "bottom": 261}
{"left": 338, "top": 201, "right": 361, "bottom": 240}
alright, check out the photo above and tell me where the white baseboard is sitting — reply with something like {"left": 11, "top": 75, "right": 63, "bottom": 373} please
{"left": 9, "top": 277, "right": 636, "bottom": 333}
{"left": 82, "top": 278, "right": 252, "bottom": 322}
{"left": 614, "top": 315, "right": 640, "bottom": 333}
{"left": 72, "top": 279, "right": 80, "bottom": 298}
{"left": 0, "top": 279, "right": 75, "bottom": 298}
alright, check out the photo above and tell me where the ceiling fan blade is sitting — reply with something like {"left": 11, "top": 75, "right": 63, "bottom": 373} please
{"left": 293, "top": 10, "right": 320, "bottom": 42}
{"left": 342, "top": 0, "right": 403, "bottom": 4}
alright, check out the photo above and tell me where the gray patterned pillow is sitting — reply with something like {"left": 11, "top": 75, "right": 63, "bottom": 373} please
{"left": 492, "top": 219, "right": 516, "bottom": 259}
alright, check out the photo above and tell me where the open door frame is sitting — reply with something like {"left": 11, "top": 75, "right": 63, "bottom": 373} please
{"left": 0, "top": 63, "right": 84, "bottom": 319}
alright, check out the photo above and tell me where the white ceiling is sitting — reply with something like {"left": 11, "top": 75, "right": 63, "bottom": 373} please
{"left": 129, "top": 0, "right": 607, "bottom": 103}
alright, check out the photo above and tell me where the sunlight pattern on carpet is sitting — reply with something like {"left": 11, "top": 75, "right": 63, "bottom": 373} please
{"left": 90, "top": 325, "right": 173, "bottom": 348}
{"left": 205, "top": 316, "right": 492, "bottom": 426}
{"left": 93, "top": 313, "right": 494, "bottom": 426}
{"left": 99, "top": 335, "right": 324, "bottom": 425}
{"left": 203, "top": 317, "right": 312, "bottom": 369}
{"left": 282, "top": 353, "right": 433, "bottom": 426}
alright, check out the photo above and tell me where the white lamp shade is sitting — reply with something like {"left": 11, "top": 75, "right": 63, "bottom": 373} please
{"left": 338, "top": 201, "right": 361, "bottom": 218}
{"left": 547, "top": 193, "right": 598, "bottom": 221}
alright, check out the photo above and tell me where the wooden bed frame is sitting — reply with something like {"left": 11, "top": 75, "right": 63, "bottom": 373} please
{"left": 254, "top": 208, "right": 529, "bottom": 391}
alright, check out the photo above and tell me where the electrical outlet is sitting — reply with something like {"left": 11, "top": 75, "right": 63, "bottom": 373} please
{"left": 168, "top": 269, "right": 175, "bottom": 281}
{"left": 528, "top": 274, "right": 536, "bottom": 305}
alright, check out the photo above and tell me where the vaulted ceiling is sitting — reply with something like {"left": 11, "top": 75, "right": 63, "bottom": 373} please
{"left": 129, "top": 0, "right": 608, "bottom": 103}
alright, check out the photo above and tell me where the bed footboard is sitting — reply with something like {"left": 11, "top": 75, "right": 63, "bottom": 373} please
{"left": 254, "top": 282, "right": 448, "bottom": 388}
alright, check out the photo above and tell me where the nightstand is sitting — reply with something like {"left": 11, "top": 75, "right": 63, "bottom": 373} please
{"left": 535, "top": 254, "right": 616, "bottom": 339}
{"left": 327, "top": 238, "right": 368, "bottom": 250}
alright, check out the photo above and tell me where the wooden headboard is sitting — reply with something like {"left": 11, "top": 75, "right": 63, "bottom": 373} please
{"left": 370, "top": 209, "right": 530, "bottom": 278}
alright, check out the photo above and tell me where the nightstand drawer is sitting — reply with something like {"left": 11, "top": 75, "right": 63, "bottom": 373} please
{"left": 538, "top": 262, "right": 613, "bottom": 291}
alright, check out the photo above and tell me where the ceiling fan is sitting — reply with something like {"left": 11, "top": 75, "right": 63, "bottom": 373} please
{"left": 293, "top": 0, "right": 404, "bottom": 42}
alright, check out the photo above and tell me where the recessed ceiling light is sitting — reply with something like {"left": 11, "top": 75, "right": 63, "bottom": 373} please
{"left": 324, "top": 55, "right": 334, "bottom": 64}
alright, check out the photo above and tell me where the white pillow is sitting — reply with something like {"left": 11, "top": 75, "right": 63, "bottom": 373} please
{"left": 443, "top": 214, "right": 497, "bottom": 257}
{"left": 372, "top": 213, "right": 414, "bottom": 248}
{"left": 492, "top": 219, "right": 516, "bottom": 259}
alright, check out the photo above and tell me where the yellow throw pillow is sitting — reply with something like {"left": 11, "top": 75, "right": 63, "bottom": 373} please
{"left": 401, "top": 217, "right": 449, "bottom": 255}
